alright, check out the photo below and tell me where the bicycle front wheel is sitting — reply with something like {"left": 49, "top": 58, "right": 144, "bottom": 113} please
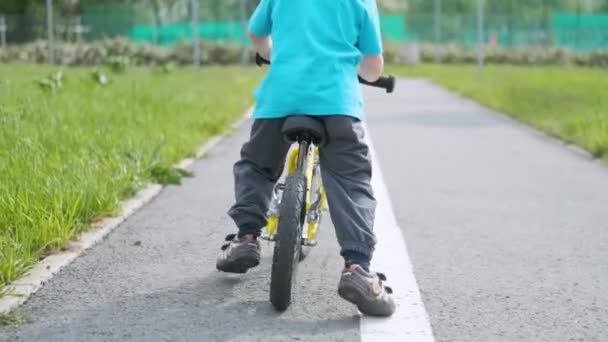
{"left": 270, "top": 171, "right": 307, "bottom": 312}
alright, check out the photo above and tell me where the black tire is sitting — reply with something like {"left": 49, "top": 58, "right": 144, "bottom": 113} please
{"left": 270, "top": 172, "right": 307, "bottom": 312}
{"left": 298, "top": 241, "right": 308, "bottom": 262}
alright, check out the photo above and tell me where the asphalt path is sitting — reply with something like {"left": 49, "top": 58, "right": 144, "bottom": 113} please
{"left": 366, "top": 80, "right": 608, "bottom": 342}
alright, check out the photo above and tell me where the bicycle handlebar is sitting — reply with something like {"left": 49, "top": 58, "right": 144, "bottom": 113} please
{"left": 255, "top": 53, "right": 395, "bottom": 94}
{"left": 357, "top": 75, "right": 395, "bottom": 94}
{"left": 254, "top": 53, "right": 270, "bottom": 67}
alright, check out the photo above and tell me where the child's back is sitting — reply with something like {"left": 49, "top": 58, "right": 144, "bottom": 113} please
{"left": 249, "top": 0, "right": 383, "bottom": 119}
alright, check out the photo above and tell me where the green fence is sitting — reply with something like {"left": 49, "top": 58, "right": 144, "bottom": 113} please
{"left": 380, "top": 15, "right": 409, "bottom": 42}
{"left": 82, "top": 9, "right": 608, "bottom": 51}
{"left": 131, "top": 22, "right": 247, "bottom": 46}
{"left": 552, "top": 13, "right": 608, "bottom": 51}
{"left": 83, "top": 4, "right": 135, "bottom": 41}
{"left": 129, "top": 15, "right": 409, "bottom": 47}
{"left": 404, "top": 14, "right": 550, "bottom": 47}
{"left": 405, "top": 13, "right": 608, "bottom": 50}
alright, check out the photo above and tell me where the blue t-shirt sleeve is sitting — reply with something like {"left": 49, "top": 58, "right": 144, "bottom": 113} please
{"left": 248, "top": 0, "right": 273, "bottom": 36}
{"left": 358, "top": 0, "right": 383, "bottom": 55}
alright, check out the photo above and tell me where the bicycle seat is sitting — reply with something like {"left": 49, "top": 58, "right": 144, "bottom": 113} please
{"left": 282, "top": 116, "right": 327, "bottom": 147}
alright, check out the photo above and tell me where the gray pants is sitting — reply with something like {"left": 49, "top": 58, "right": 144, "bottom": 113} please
{"left": 228, "top": 116, "right": 377, "bottom": 258}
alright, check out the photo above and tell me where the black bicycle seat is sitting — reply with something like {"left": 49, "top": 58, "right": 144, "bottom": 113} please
{"left": 281, "top": 116, "right": 327, "bottom": 147}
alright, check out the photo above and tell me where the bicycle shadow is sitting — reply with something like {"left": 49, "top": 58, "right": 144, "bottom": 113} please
{"left": 18, "top": 262, "right": 359, "bottom": 342}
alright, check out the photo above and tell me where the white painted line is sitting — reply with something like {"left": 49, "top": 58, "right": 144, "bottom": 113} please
{"left": 362, "top": 126, "right": 435, "bottom": 342}
{"left": 0, "top": 108, "right": 253, "bottom": 314}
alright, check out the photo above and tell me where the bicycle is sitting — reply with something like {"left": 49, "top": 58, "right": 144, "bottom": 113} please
{"left": 255, "top": 54, "right": 395, "bottom": 311}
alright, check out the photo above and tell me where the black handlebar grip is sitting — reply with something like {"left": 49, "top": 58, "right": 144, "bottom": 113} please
{"left": 358, "top": 75, "right": 396, "bottom": 93}
{"left": 255, "top": 53, "right": 270, "bottom": 66}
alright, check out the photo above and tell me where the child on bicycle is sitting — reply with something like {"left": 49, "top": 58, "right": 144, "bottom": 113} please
{"left": 216, "top": 0, "right": 395, "bottom": 317}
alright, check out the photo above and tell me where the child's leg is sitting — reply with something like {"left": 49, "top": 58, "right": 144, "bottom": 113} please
{"left": 318, "top": 116, "right": 377, "bottom": 271}
{"left": 228, "top": 119, "right": 290, "bottom": 237}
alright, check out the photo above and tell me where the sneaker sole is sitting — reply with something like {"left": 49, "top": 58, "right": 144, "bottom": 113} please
{"left": 338, "top": 279, "right": 395, "bottom": 317}
{"left": 217, "top": 249, "right": 260, "bottom": 274}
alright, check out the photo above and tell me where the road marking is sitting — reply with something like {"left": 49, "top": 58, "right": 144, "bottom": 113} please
{"left": 361, "top": 126, "right": 435, "bottom": 342}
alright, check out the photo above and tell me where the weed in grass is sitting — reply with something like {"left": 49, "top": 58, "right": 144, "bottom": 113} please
{"left": 105, "top": 56, "right": 131, "bottom": 74}
{"left": 37, "top": 70, "right": 64, "bottom": 91}
{"left": 149, "top": 165, "right": 194, "bottom": 185}
{"left": 0, "top": 312, "right": 31, "bottom": 326}
{"left": 91, "top": 69, "right": 110, "bottom": 86}
{"left": 161, "top": 62, "right": 177, "bottom": 74}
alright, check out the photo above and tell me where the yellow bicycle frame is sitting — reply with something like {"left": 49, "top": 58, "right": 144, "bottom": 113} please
{"left": 265, "top": 144, "right": 326, "bottom": 243}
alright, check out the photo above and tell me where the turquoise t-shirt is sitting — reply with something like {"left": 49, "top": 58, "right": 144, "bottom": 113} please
{"left": 249, "top": 0, "right": 383, "bottom": 119}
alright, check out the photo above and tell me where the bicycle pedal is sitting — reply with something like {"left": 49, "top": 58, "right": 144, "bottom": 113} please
{"left": 260, "top": 235, "right": 276, "bottom": 242}
{"left": 302, "top": 239, "right": 317, "bottom": 247}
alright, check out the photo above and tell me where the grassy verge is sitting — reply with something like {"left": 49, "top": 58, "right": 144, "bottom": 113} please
{"left": 0, "top": 64, "right": 261, "bottom": 289}
{"left": 388, "top": 64, "right": 608, "bottom": 159}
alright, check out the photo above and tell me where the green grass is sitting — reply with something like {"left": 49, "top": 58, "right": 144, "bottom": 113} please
{"left": 0, "top": 64, "right": 261, "bottom": 289}
{"left": 0, "top": 311, "right": 31, "bottom": 326}
{"left": 388, "top": 64, "right": 608, "bottom": 159}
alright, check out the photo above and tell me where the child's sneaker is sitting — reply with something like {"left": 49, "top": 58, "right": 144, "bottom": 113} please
{"left": 216, "top": 234, "right": 261, "bottom": 274}
{"left": 338, "top": 265, "right": 396, "bottom": 317}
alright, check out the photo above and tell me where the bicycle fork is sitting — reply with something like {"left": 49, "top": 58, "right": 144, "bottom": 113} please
{"left": 263, "top": 137, "right": 323, "bottom": 245}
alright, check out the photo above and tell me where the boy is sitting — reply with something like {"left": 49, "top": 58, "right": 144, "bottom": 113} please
{"left": 216, "top": 0, "right": 395, "bottom": 317}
